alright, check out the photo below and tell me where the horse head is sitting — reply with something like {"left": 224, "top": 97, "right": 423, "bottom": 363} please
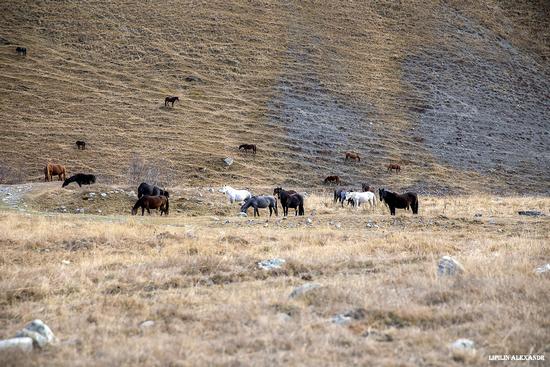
{"left": 218, "top": 185, "right": 229, "bottom": 194}
{"left": 131, "top": 207, "right": 137, "bottom": 215}
{"left": 378, "top": 188, "right": 385, "bottom": 202}
{"left": 62, "top": 179, "right": 69, "bottom": 188}
{"left": 273, "top": 187, "right": 282, "bottom": 197}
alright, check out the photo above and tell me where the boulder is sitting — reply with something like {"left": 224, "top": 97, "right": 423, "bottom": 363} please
{"left": 535, "top": 264, "right": 550, "bottom": 274}
{"left": 451, "top": 338, "right": 475, "bottom": 350}
{"left": 223, "top": 157, "right": 234, "bottom": 167}
{"left": 0, "top": 337, "right": 34, "bottom": 352}
{"left": 437, "top": 256, "right": 464, "bottom": 276}
{"left": 15, "top": 320, "right": 55, "bottom": 348}
{"left": 257, "top": 258, "right": 286, "bottom": 270}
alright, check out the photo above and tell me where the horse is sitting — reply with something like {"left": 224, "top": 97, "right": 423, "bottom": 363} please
{"left": 273, "top": 187, "right": 304, "bottom": 216}
{"left": 44, "top": 163, "right": 66, "bottom": 181}
{"left": 346, "top": 191, "right": 376, "bottom": 209}
{"left": 387, "top": 163, "right": 401, "bottom": 173}
{"left": 362, "top": 183, "right": 375, "bottom": 192}
{"left": 239, "top": 144, "right": 257, "bottom": 154}
{"left": 16, "top": 47, "right": 27, "bottom": 56}
{"left": 131, "top": 195, "right": 169, "bottom": 216}
{"left": 334, "top": 188, "right": 354, "bottom": 207}
{"left": 219, "top": 185, "right": 252, "bottom": 204}
{"left": 75, "top": 141, "right": 86, "bottom": 150}
{"left": 324, "top": 175, "right": 341, "bottom": 185}
{"left": 165, "top": 96, "right": 179, "bottom": 107}
{"left": 378, "top": 188, "right": 418, "bottom": 215}
{"left": 240, "top": 196, "right": 278, "bottom": 217}
{"left": 345, "top": 152, "right": 360, "bottom": 162}
{"left": 62, "top": 173, "right": 96, "bottom": 188}
{"left": 138, "top": 182, "right": 169, "bottom": 199}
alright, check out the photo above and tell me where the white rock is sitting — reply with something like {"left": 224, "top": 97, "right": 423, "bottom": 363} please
{"left": 451, "top": 338, "right": 475, "bottom": 350}
{"left": 258, "top": 258, "right": 286, "bottom": 270}
{"left": 100, "top": 193, "right": 107, "bottom": 198}
{"left": 289, "top": 283, "right": 321, "bottom": 299}
{"left": 62, "top": 260, "right": 71, "bottom": 265}
{"left": 223, "top": 157, "right": 234, "bottom": 166}
{"left": 139, "top": 320, "right": 155, "bottom": 329}
{"left": 331, "top": 314, "right": 352, "bottom": 325}
{"left": 0, "top": 337, "right": 34, "bottom": 352}
{"left": 306, "top": 218, "right": 313, "bottom": 225}
{"left": 210, "top": 216, "right": 220, "bottom": 221}
{"left": 535, "top": 264, "right": 550, "bottom": 274}
{"left": 15, "top": 320, "right": 55, "bottom": 348}
{"left": 238, "top": 212, "right": 248, "bottom": 217}
{"left": 437, "top": 256, "right": 465, "bottom": 276}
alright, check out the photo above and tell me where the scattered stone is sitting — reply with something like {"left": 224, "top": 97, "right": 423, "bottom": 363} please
{"left": 126, "top": 191, "right": 137, "bottom": 197}
{"left": 97, "top": 209, "right": 102, "bottom": 214}
{"left": 289, "top": 283, "right": 321, "bottom": 299}
{"left": 518, "top": 210, "right": 545, "bottom": 217}
{"left": 258, "top": 258, "right": 286, "bottom": 270}
{"left": 88, "top": 192, "right": 96, "bottom": 197}
{"left": 437, "top": 256, "right": 465, "bottom": 276}
{"left": 210, "top": 216, "right": 220, "bottom": 221}
{"left": 535, "top": 264, "right": 550, "bottom": 274}
{"left": 451, "top": 338, "right": 475, "bottom": 350}
{"left": 208, "top": 188, "right": 214, "bottom": 193}
{"left": 0, "top": 337, "right": 34, "bottom": 352}
{"left": 139, "top": 320, "right": 155, "bottom": 329}
{"left": 474, "top": 213, "right": 482, "bottom": 218}
{"left": 306, "top": 218, "right": 313, "bottom": 225}
{"left": 100, "top": 193, "right": 107, "bottom": 198}
{"left": 223, "top": 157, "right": 234, "bottom": 167}
{"left": 331, "top": 314, "right": 352, "bottom": 325}
{"left": 238, "top": 212, "right": 248, "bottom": 217}
{"left": 61, "top": 260, "right": 71, "bottom": 265}
{"left": 15, "top": 320, "right": 55, "bottom": 348}
{"left": 75, "top": 208, "right": 84, "bottom": 214}
{"left": 277, "top": 313, "right": 292, "bottom": 322}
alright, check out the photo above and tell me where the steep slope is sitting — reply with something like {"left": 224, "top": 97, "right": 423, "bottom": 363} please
{"left": 0, "top": 0, "right": 548, "bottom": 193}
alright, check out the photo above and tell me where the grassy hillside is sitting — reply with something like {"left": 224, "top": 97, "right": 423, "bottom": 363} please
{"left": 0, "top": 0, "right": 548, "bottom": 193}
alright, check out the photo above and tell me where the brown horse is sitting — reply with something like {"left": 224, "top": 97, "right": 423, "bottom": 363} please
{"left": 362, "top": 183, "right": 375, "bottom": 192}
{"left": 131, "top": 195, "right": 169, "bottom": 216}
{"left": 239, "top": 144, "right": 257, "bottom": 154}
{"left": 324, "top": 175, "right": 341, "bottom": 185}
{"left": 345, "top": 151, "right": 360, "bottom": 162}
{"left": 387, "top": 163, "right": 401, "bottom": 173}
{"left": 44, "top": 163, "right": 67, "bottom": 181}
{"left": 165, "top": 96, "right": 179, "bottom": 107}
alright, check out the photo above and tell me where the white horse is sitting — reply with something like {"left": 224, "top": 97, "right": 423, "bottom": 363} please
{"left": 345, "top": 191, "right": 376, "bottom": 209}
{"left": 218, "top": 185, "right": 252, "bottom": 204}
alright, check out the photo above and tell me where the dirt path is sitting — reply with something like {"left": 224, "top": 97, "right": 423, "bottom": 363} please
{"left": 0, "top": 183, "right": 38, "bottom": 210}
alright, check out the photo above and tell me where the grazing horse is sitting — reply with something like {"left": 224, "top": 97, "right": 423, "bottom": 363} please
{"left": 62, "top": 173, "right": 96, "bottom": 187}
{"left": 138, "top": 182, "right": 169, "bottom": 199}
{"left": 324, "top": 175, "right": 341, "bottom": 185}
{"left": 165, "top": 96, "right": 179, "bottom": 107}
{"left": 16, "top": 47, "right": 27, "bottom": 56}
{"left": 44, "top": 163, "right": 66, "bottom": 181}
{"left": 345, "top": 191, "right": 376, "bottom": 209}
{"left": 345, "top": 152, "right": 360, "bottom": 162}
{"left": 378, "top": 188, "right": 418, "bottom": 215}
{"left": 240, "top": 196, "right": 278, "bottom": 217}
{"left": 334, "top": 188, "right": 354, "bottom": 207}
{"left": 219, "top": 185, "right": 252, "bottom": 204}
{"left": 273, "top": 187, "right": 304, "bottom": 216}
{"left": 387, "top": 163, "right": 401, "bottom": 173}
{"left": 75, "top": 140, "right": 86, "bottom": 150}
{"left": 362, "top": 183, "right": 375, "bottom": 192}
{"left": 131, "top": 195, "right": 169, "bottom": 216}
{"left": 239, "top": 144, "right": 257, "bottom": 154}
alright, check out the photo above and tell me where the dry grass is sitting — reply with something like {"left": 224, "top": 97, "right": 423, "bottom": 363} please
{"left": 0, "top": 194, "right": 548, "bottom": 366}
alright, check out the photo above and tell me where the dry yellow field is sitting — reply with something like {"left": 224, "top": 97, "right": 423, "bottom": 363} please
{"left": 0, "top": 191, "right": 549, "bottom": 366}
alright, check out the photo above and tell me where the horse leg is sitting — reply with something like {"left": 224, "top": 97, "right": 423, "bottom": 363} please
{"left": 390, "top": 206, "right": 396, "bottom": 215}
{"left": 141, "top": 207, "right": 145, "bottom": 216}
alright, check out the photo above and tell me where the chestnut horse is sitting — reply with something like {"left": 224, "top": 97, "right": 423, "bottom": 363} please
{"left": 44, "top": 163, "right": 66, "bottom": 181}
{"left": 387, "top": 163, "right": 401, "bottom": 173}
{"left": 131, "top": 195, "right": 169, "bottom": 216}
{"left": 239, "top": 144, "right": 257, "bottom": 154}
{"left": 324, "top": 175, "right": 341, "bottom": 185}
{"left": 165, "top": 96, "right": 179, "bottom": 107}
{"left": 345, "top": 151, "right": 360, "bottom": 162}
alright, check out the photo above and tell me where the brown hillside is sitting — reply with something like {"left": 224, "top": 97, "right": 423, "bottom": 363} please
{"left": 0, "top": 0, "right": 548, "bottom": 193}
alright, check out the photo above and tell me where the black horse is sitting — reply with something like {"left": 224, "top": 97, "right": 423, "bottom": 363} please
{"left": 16, "top": 47, "right": 27, "bottom": 56}
{"left": 165, "top": 96, "right": 179, "bottom": 107}
{"left": 62, "top": 173, "right": 96, "bottom": 187}
{"left": 76, "top": 140, "right": 86, "bottom": 150}
{"left": 273, "top": 187, "right": 304, "bottom": 216}
{"left": 378, "top": 188, "right": 418, "bottom": 215}
{"left": 138, "top": 182, "right": 169, "bottom": 198}
{"left": 240, "top": 196, "right": 278, "bottom": 217}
